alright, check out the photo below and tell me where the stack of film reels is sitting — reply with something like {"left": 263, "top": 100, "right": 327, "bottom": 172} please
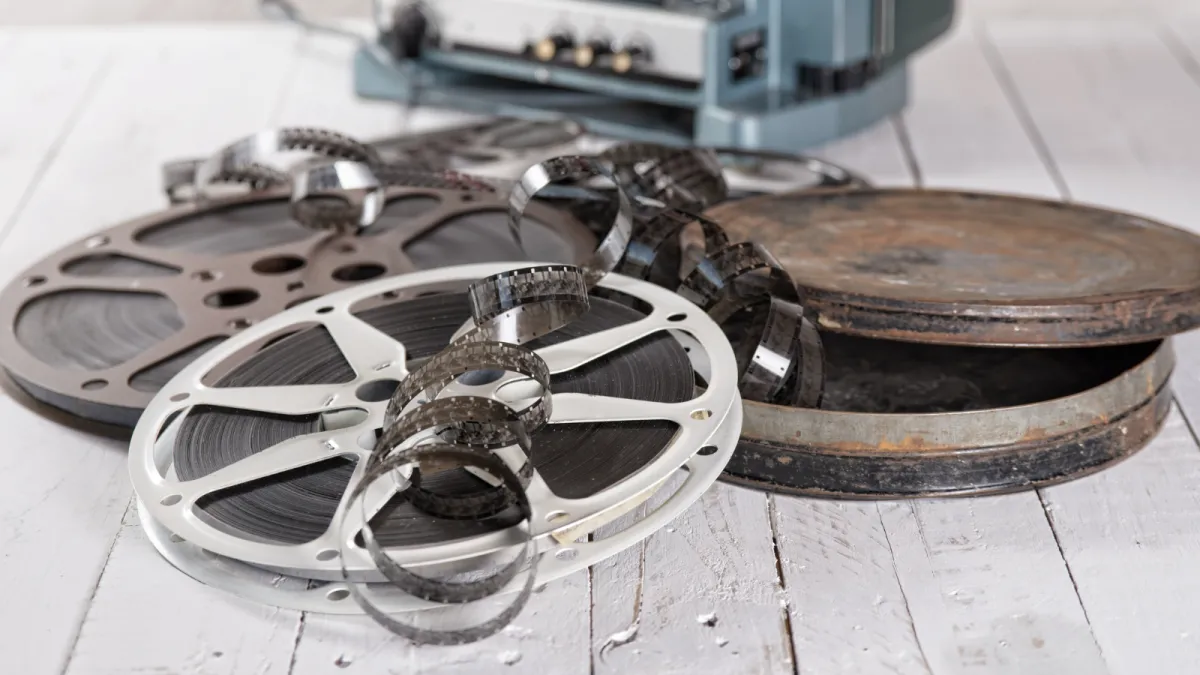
{"left": 0, "top": 119, "right": 866, "bottom": 643}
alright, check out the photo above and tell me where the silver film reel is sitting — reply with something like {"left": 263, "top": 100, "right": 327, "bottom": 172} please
{"left": 129, "top": 262, "right": 741, "bottom": 612}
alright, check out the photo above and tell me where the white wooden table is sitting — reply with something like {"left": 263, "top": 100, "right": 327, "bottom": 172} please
{"left": 3, "top": 14, "right": 1200, "bottom": 675}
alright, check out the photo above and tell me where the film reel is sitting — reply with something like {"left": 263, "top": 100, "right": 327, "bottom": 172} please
{"left": 0, "top": 185, "right": 597, "bottom": 429}
{"left": 128, "top": 261, "right": 740, "bottom": 602}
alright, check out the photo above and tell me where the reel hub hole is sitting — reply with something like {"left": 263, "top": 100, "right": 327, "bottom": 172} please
{"left": 204, "top": 288, "right": 260, "bottom": 308}
{"left": 355, "top": 379, "right": 401, "bottom": 402}
{"left": 252, "top": 255, "right": 306, "bottom": 275}
{"left": 456, "top": 369, "right": 506, "bottom": 386}
{"left": 332, "top": 263, "right": 386, "bottom": 282}
{"left": 495, "top": 377, "right": 545, "bottom": 406}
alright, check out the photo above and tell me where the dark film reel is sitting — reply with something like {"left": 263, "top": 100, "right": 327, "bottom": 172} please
{"left": 0, "top": 185, "right": 598, "bottom": 429}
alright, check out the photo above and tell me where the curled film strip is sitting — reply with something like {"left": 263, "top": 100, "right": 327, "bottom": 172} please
{"left": 162, "top": 127, "right": 513, "bottom": 234}
{"left": 130, "top": 136, "right": 831, "bottom": 643}
{"left": 130, "top": 260, "right": 742, "bottom": 631}
{"left": 163, "top": 120, "right": 870, "bottom": 206}
{"left": 326, "top": 156, "right": 635, "bottom": 642}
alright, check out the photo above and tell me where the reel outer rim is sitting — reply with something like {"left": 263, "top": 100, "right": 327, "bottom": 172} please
{"left": 129, "top": 261, "right": 741, "bottom": 578}
{"left": 134, "top": 403, "right": 740, "bottom": 614}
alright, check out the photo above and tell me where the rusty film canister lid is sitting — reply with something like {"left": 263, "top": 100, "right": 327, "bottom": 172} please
{"left": 705, "top": 188, "right": 1200, "bottom": 347}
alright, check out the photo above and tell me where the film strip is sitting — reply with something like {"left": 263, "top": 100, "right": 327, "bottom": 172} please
{"left": 594, "top": 143, "right": 825, "bottom": 408}
{"left": 330, "top": 157, "right": 633, "bottom": 643}
{"left": 127, "top": 127, "right": 831, "bottom": 645}
{"left": 339, "top": 143, "right": 818, "bottom": 641}
{"left": 162, "top": 127, "right": 510, "bottom": 234}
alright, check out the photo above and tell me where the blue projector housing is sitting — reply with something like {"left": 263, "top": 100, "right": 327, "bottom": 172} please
{"left": 354, "top": 0, "right": 956, "bottom": 152}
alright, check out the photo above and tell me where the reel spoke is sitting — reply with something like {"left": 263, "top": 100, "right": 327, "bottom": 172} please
{"left": 324, "top": 455, "right": 397, "bottom": 543}
{"left": 548, "top": 393, "right": 688, "bottom": 424}
{"left": 188, "top": 383, "right": 358, "bottom": 416}
{"left": 535, "top": 309, "right": 677, "bottom": 374}
{"left": 43, "top": 276, "right": 173, "bottom": 295}
{"left": 175, "top": 429, "right": 359, "bottom": 504}
{"left": 320, "top": 313, "right": 409, "bottom": 378}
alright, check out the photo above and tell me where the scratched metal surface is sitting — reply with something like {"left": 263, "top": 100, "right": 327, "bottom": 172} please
{"left": 705, "top": 188, "right": 1200, "bottom": 346}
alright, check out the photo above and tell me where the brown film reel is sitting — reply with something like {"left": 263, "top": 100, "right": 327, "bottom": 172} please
{"left": 0, "top": 185, "right": 596, "bottom": 428}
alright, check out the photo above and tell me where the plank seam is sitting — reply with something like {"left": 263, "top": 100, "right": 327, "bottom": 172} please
{"left": 1035, "top": 491, "right": 1112, "bottom": 673}
{"left": 0, "top": 33, "right": 18, "bottom": 60}
{"left": 285, "top": 611, "right": 308, "bottom": 675}
{"left": 1172, "top": 394, "right": 1200, "bottom": 451}
{"left": 595, "top": 538, "right": 646, "bottom": 662}
{"left": 975, "top": 21, "right": 1074, "bottom": 200}
{"left": 766, "top": 495, "right": 799, "bottom": 675}
{"left": 57, "top": 497, "right": 134, "bottom": 675}
{"left": 0, "top": 48, "right": 116, "bottom": 250}
{"left": 1157, "top": 22, "right": 1200, "bottom": 89}
{"left": 588, "top": 533, "right": 596, "bottom": 675}
{"left": 877, "top": 504, "right": 934, "bottom": 674}
{"left": 269, "top": 32, "right": 308, "bottom": 122}
{"left": 890, "top": 117, "right": 925, "bottom": 187}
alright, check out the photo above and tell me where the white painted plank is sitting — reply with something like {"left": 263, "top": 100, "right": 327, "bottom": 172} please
{"left": 810, "top": 117, "right": 915, "bottom": 188}
{"left": 0, "top": 415, "right": 129, "bottom": 675}
{"left": 901, "top": 26, "right": 1059, "bottom": 197}
{"left": 881, "top": 500, "right": 1108, "bottom": 675}
{"left": 0, "top": 34, "right": 112, "bottom": 246}
{"left": 986, "top": 19, "right": 1200, "bottom": 675}
{"left": 0, "top": 31, "right": 127, "bottom": 675}
{"left": 0, "top": 26, "right": 301, "bottom": 283}
{"left": 63, "top": 511, "right": 302, "bottom": 675}
{"left": 960, "top": 0, "right": 1195, "bottom": 21}
{"left": 982, "top": 20, "right": 1200, "bottom": 231}
{"left": 3, "top": 27, "right": 302, "bottom": 675}
{"left": 259, "top": 31, "right": 406, "bottom": 144}
{"left": 772, "top": 498, "right": 930, "bottom": 675}
{"left": 292, "top": 573, "right": 591, "bottom": 675}
{"left": 592, "top": 479, "right": 793, "bottom": 675}
{"left": 1038, "top": 410, "right": 1200, "bottom": 674}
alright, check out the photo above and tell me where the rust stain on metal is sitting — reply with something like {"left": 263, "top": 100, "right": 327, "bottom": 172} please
{"left": 705, "top": 188, "right": 1200, "bottom": 346}
{"left": 1020, "top": 426, "right": 1051, "bottom": 442}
